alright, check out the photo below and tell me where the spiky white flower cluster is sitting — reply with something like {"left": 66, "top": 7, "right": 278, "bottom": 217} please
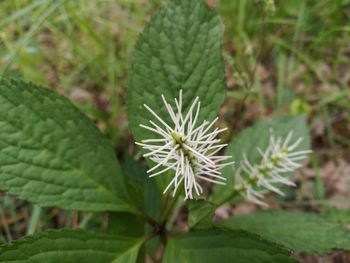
{"left": 234, "top": 130, "right": 312, "bottom": 206}
{"left": 136, "top": 90, "right": 234, "bottom": 199}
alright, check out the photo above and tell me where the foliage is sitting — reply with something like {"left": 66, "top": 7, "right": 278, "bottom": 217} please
{"left": 220, "top": 211, "right": 350, "bottom": 253}
{"left": 163, "top": 229, "right": 298, "bottom": 263}
{"left": 0, "top": 0, "right": 349, "bottom": 262}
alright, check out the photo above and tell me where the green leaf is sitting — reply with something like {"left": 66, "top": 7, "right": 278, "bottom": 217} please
{"left": 122, "top": 156, "right": 162, "bottom": 220}
{"left": 108, "top": 212, "right": 145, "bottom": 238}
{"left": 163, "top": 228, "right": 298, "bottom": 263}
{"left": 121, "top": 157, "right": 162, "bottom": 258}
{"left": 126, "top": 0, "right": 226, "bottom": 143}
{"left": 220, "top": 211, "right": 350, "bottom": 254}
{"left": 0, "top": 78, "right": 134, "bottom": 213}
{"left": 0, "top": 230, "right": 145, "bottom": 263}
{"left": 211, "top": 116, "right": 310, "bottom": 204}
{"left": 187, "top": 199, "right": 216, "bottom": 229}
{"left": 106, "top": 212, "right": 148, "bottom": 263}
{"left": 324, "top": 207, "right": 350, "bottom": 225}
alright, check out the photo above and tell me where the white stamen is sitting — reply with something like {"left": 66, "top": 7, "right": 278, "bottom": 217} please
{"left": 234, "top": 130, "right": 311, "bottom": 206}
{"left": 136, "top": 90, "right": 234, "bottom": 199}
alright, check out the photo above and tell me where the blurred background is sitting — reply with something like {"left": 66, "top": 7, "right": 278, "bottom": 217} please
{"left": 0, "top": 0, "right": 349, "bottom": 262}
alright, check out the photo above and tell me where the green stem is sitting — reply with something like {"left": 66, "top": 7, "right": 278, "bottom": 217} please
{"left": 141, "top": 212, "right": 159, "bottom": 229}
{"left": 160, "top": 183, "right": 184, "bottom": 225}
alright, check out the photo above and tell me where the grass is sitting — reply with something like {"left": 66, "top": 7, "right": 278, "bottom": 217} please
{"left": 0, "top": 0, "right": 161, "bottom": 148}
{"left": 0, "top": 0, "right": 349, "bottom": 261}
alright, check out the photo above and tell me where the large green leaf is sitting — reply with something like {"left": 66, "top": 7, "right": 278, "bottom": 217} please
{"left": 120, "top": 157, "right": 162, "bottom": 259}
{"left": 0, "top": 230, "right": 144, "bottom": 263}
{"left": 187, "top": 199, "right": 216, "bottom": 229}
{"left": 108, "top": 212, "right": 145, "bottom": 238}
{"left": 0, "top": 78, "right": 135, "bottom": 213}
{"left": 106, "top": 212, "right": 147, "bottom": 263}
{"left": 220, "top": 211, "right": 350, "bottom": 254}
{"left": 211, "top": 116, "right": 310, "bottom": 204}
{"left": 126, "top": 0, "right": 226, "bottom": 143}
{"left": 122, "top": 156, "right": 161, "bottom": 220}
{"left": 163, "top": 228, "right": 298, "bottom": 263}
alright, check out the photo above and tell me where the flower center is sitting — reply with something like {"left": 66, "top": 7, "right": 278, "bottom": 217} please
{"left": 171, "top": 132, "right": 185, "bottom": 146}
{"left": 171, "top": 132, "right": 197, "bottom": 172}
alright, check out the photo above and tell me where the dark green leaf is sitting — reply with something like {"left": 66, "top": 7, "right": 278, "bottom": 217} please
{"left": 122, "top": 156, "right": 161, "bottom": 220}
{"left": 126, "top": 0, "right": 226, "bottom": 143}
{"left": 121, "top": 157, "right": 162, "bottom": 258}
{"left": 0, "top": 78, "right": 134, "bottom": 213}
{"left": 163, "top": 228, "right": 298, "bottom": 263}
{"left": 0, "top": 230, "right": 145, "bottom": 263}
{"left": 108, "top": 212, "right": 145, "bottom": 238}
{"left": 220, "top": 211, "right": 350, "bottom": 253}
{"left": 187, "top": 199, "right": 216, "bottom": 229}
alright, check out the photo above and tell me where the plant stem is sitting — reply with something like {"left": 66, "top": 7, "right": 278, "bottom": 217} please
{"left": 160, "top": 184, "right": 184, "bottom": 225}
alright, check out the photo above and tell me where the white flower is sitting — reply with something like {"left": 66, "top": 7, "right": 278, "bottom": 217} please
{"left": 136, "top": 90, "right": 234, "bottom": 199}
{"left": 234, "top": 130, "right": 312, "bottom": 206}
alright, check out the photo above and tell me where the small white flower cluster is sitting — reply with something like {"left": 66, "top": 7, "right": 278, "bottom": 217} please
{"left": 234, "top": 130, "right": 312, "bottom": 206}
{"left": 136, "top": 90, "right": 233, "bottom": 199}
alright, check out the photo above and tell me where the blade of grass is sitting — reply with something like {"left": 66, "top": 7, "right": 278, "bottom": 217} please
{"left": 311, "top": 154, "right": 325, "bottom": 200}
{"left": 322, "top": 105, "right": 336, "bottom": 158}
{"left": 276, "top": 53, "right": 286, "bottom": 111}
{"left": 78, "top": 213, "right": 93, "bottom": 229}
{"left": 26, "top": 205, "right": 42, "bottom": 235}
{"left": 0, "top": 206, "right": 12, "bottom": 242}
{"left": 1, "top": 0, "right": 66, "bottom": 73}
{"left": 0, "top": 0, "right": 51, "bottom": 28}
